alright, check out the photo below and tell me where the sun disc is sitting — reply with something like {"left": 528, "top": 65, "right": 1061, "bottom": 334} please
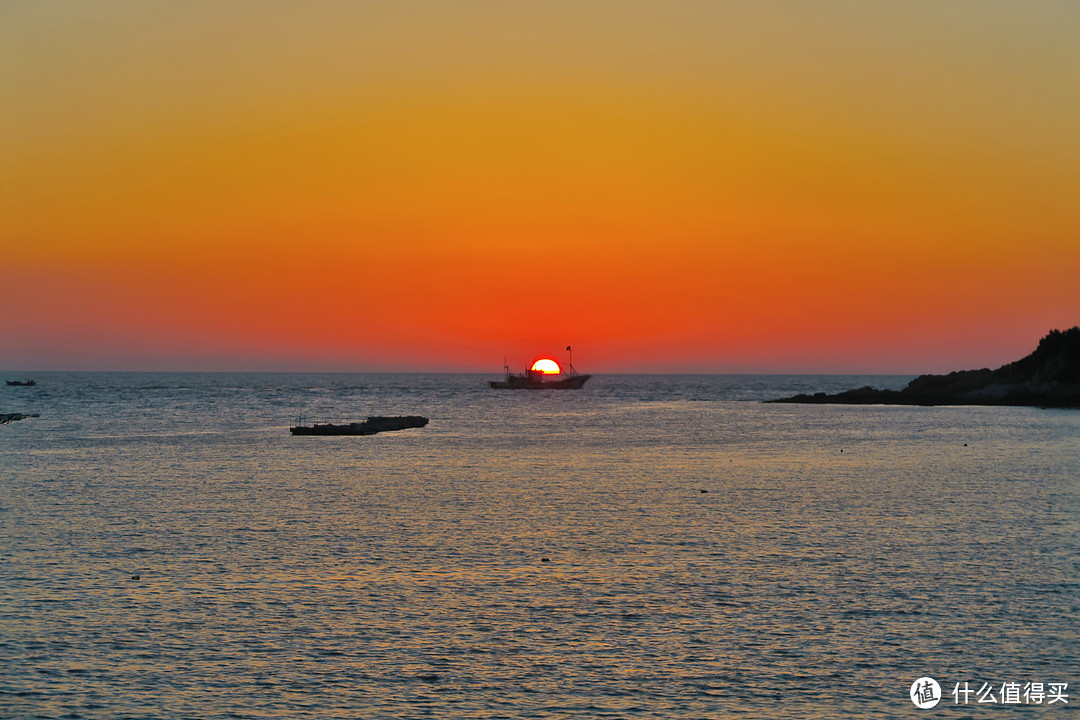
{"left": 531, "top": 358, "right": 561, "bottom": 375}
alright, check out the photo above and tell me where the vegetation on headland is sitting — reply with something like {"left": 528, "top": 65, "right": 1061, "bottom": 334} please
{"left": 769, "top": 328, "right": 1080, "bottom": 408}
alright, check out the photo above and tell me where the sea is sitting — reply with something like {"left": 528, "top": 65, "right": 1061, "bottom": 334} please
{"left": 1, "top": 373, "right": 1077, "bottom": 719}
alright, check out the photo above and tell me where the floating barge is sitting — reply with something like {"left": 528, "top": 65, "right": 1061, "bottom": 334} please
{"left": 290, "top": 415, "right": 429, "bottom": 436}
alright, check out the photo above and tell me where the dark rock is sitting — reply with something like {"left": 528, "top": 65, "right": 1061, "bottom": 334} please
{"left": 0, "top": 413, "right": 39, "bottom": 425}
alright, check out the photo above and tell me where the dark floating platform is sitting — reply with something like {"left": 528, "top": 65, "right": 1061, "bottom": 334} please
{"left": 290, "top": 415, "right": 429, "bottom": 436}
{"left": 0, "top": 413, "right": 39, "bottom": 425}
{"left": 5, "top": 379, "right": 36, "bottom": 386}
{"left": 768, "top": 327, "right": 1080, "bottom": 408}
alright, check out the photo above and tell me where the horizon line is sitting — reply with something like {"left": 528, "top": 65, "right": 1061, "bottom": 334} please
{"left": 2, "top": 368, "right": 925, "bottom": 376}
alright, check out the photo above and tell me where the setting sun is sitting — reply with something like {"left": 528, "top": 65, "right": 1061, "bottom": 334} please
{"left": 531, "top": 359, "right": 561, "bottom": 375}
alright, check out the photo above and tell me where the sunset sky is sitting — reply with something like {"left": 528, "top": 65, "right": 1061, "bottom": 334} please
{"left": 3, "top": 1, "right": 1078, "bottom": 372}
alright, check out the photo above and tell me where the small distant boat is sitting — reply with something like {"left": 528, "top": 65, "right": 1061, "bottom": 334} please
{"left": 6, "top": 380, "right": 36, "bottom": 386}
{"left": 290, "top": 415, "right": 429, "bottom": 436}
{"left": 489, "top": 346, "right": 591, "bottom": 390}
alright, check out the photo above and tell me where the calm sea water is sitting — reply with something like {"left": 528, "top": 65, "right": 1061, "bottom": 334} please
{"left": 1, "top": 373, "right": 1077, "bottom": 719}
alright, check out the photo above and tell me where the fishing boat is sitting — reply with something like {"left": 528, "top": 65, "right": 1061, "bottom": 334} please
{"left": 488, "top": 347, "right": 591, "bottom": 389}
{"left": 488, "top": 369, "right": 590, "bottom": 389}
{"left": 6, "top": 380, "right": 36, "bottom": 386}
{"left": 290, "top": 415, "right": 429, "bottom": 436}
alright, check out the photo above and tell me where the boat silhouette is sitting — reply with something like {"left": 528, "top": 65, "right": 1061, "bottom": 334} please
{"left": 489, "top": 347, "right": 591, "bottom": 389}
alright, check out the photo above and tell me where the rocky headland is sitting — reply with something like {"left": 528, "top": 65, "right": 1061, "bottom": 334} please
{"left": 769, "top": 327, "right": 1080, "bottom": 408}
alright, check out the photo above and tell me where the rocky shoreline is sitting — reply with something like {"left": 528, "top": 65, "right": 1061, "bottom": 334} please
{"left": 769, "top": 327, "right": 1080, "bottom": 408}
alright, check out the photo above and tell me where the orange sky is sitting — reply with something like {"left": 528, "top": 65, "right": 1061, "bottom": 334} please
{"left": 3, "top": 1, "right": 1078, "bottom": 372}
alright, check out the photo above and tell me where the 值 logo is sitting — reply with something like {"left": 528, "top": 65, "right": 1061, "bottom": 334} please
{"left": 911, "top": 677, "right": 942, "bottom": 708}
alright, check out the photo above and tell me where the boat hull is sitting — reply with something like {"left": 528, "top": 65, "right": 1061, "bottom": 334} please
{"left": 488, "top": 374, "right": 591, "bottom": 389}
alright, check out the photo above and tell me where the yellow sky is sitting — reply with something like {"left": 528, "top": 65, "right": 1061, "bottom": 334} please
{"left": 3, "top": 1, "right": 1078, "bottom": 371}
